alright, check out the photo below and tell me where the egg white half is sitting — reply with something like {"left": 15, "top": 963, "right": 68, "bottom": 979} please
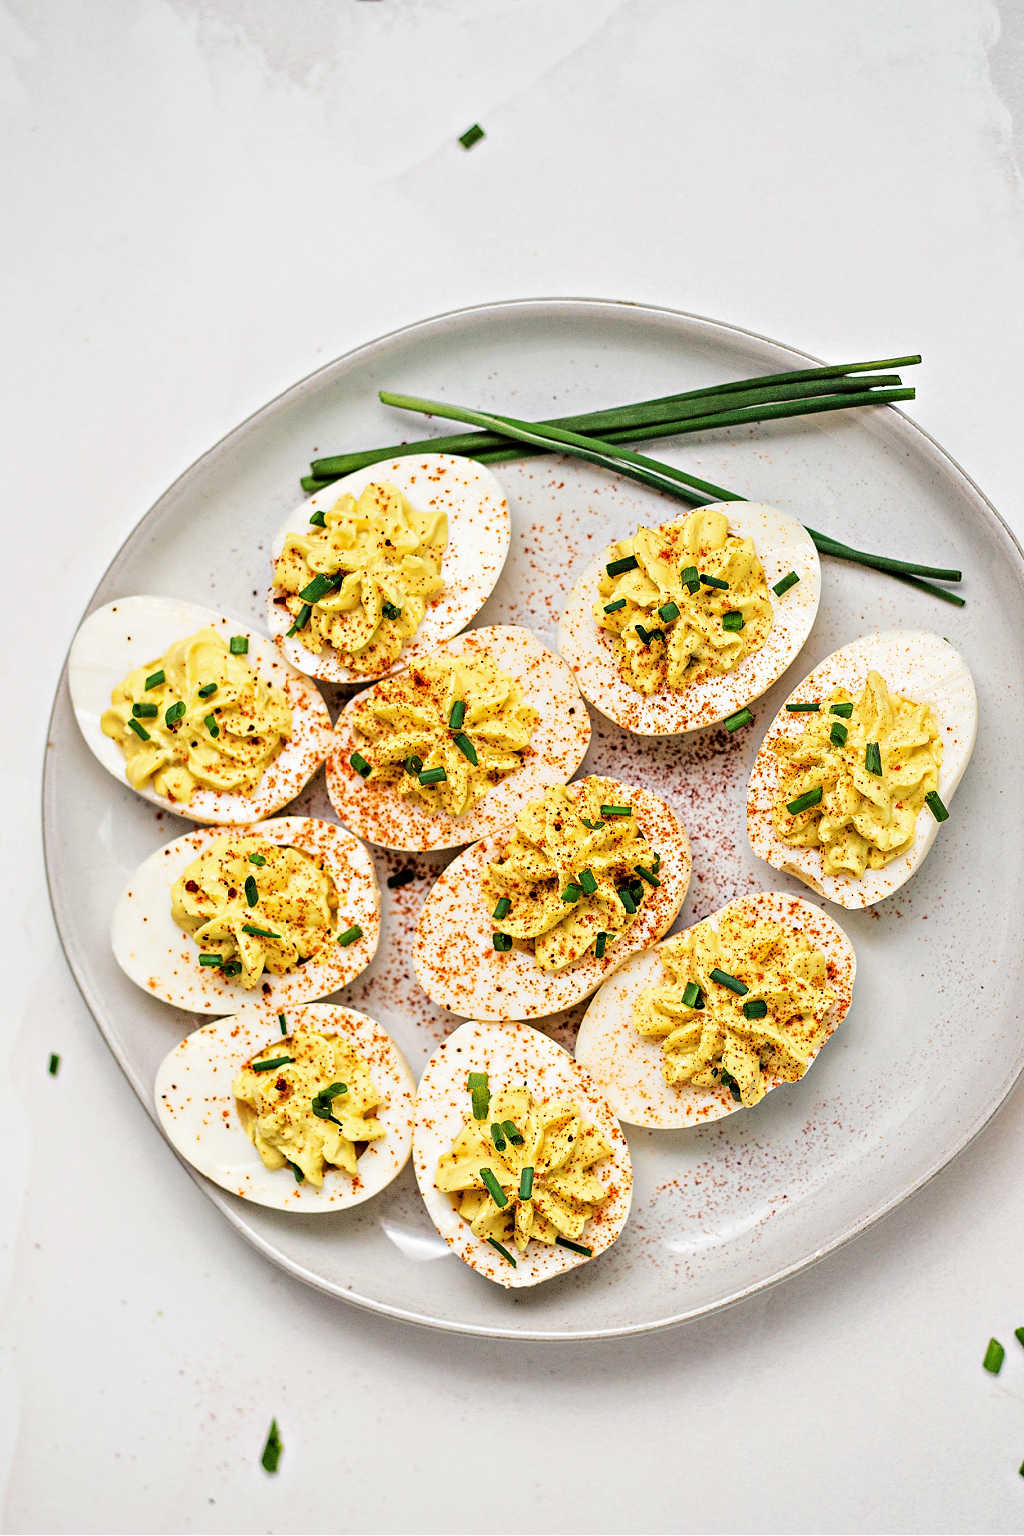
{"left": 747, "top": 629, "right": 977, "bottom": 909}
{"left": 154, "top": 1002, "right": 415, "bottom": 1211}
{"left": 112, "top": 815, "right": 380, "bottom": 1012}
{"left": 413, "top": 1018, "right": 633, "bottom": 1288}
{"left": 267, "top": 453, "right": 512, "bottom": 682}
{"left": 326, "top": 624, "right": 592, "bottom": 851}
{"left": 575, "top": 890, "right": 856, "bottom": 1129}
{"left": 557, "top": 502, "right": 820, "bottom": 734}
{"left": 68, "top": 595, "right": 332, "bottom": 823}
{"left": 412, "top": 775, "right": 692, "bottom": 1021}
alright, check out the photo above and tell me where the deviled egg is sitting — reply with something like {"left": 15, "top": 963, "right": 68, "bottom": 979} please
{"left": 576, "top": 891, "right": 855, "bottom": 1128}
{"left": 267, "top": 454, "right": 511, "bottom": 683}
{"left": 325, "top": 624, "right": 591, "bottom": 851}
{"left": 68, "top": 595, "right": 332, "bottom": 823}
{"left": 155, "top": 1002, "right": 414, "bottom": 1211}
{"left": 413, "top": 775, "right": 692, "bottom": 1020}
{"left": 413, "top": 1018, "right": 632, "bottom": 1288}
{"left": 558, "top": 503, "right": 820, "bottom": 734}
{"left": 747, "top": 629, "right": 976, "bottom": 909}
{"left": 112, "top": 816, "right": 379, "bottom": 1011}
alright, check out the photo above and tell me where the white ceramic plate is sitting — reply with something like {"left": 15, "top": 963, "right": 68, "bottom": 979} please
{"left": 43, "top": 299, "right": 1024, "bottom": 1340}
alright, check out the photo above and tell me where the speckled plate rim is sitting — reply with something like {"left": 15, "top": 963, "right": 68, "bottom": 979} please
{"left": 42, "top": 295, "right": 1024, "bottom": 1342}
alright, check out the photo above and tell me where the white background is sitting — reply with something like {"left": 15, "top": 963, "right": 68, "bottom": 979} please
{"left": 4, "top": 2, "right": 1024, "bottom": 1532}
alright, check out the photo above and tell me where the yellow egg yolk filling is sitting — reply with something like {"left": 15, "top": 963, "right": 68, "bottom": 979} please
{"left": 595, "top": 507, "right": 774, "bottom": 696}
{"left": 273, "top": 481, "right": 446, "bottom": 673}
{"left": 349, "top": 653, "right": 539, "bottom": 817}
{"left": 482, "top": 783, "right": 660, "bottom": 973}
{"left": 773, "top": 670, "right": 943, "bottom": 878}
{"left": 234, "top": 1024, "right": 385, "bottom": 1185}
{"left": 101, "top": 628, "right": 292, "bottom": 803}
{"left": 435, "top": 1084, "right": 611, "bottom": 1251}
{"left": 633, "top": 909, "right": 836, "bottom": 1108}
{"left": 171, "top": 836, "right": 340, "bottom": 988}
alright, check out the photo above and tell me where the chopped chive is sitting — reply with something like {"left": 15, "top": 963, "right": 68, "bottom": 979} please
{"left": 467, "top": 1072, "right": 489, "bottom": 1090}
{"left": 865, "top": 741, "right": 883, "bottom": 776}
{"left": 252, "top": 1056, "right": 294, "bottom": 1073}
{"left": 132, "top": 701, "right": 158, "bottom": 718}
{"left": 578, "top": 868, "right": 598, "bottom": 896}
{"left": 452, "top": 732, "right": 478, "bottom": 765}
{"left": 773, "top": 571, "right": 800, "bottom": 596}
{"left": 492, "top": 932, "right": 513, "bottom": 952}
{"left": 555, "top": 1236, "right": 593, "bottom": 1257}
{"left": 337, "top": 924, "right": 363, "bottom": 947}
{"left": 448, "top": 699, "right": 467, "bottom": 730}
{"left": 144, "top": 669, "right": 165, "bottom": 690}
{"left": 634, "top": 622, "right": 651, "bottom": 645}
{"left": 786, "top": 702, "right": 820, "bottom": 713}
{"left": 679, "top": 564, "right": 700, "bottom": 593}
{"left": 311, "top": 1082, "right": 348, "bottom": 1118}
{"left": 479, "top": 1168, "right": 508, "bottom": 1207}
{"left": 229, "top": 635, "right": 248, "bottom": 655}
{"left": 617, "top": 886, "right": 637, "bottom": 914}
{"left": 787, "top": 786, "right": 823, "bottom": 815}
{"left": 458, "top": 122, "right": 485, "bottom": 149}
{"left": 350, "top": 751, "right": 372, "bottom": 779}
{"left": 248, "top": 852, "right": 267, "bottom": 866}
{"left": 606, "top": 554, "right": 639, "bottom": 577}
{"left": 299, "top": 572, "right": 338, "bottom": 604}
{"left": 260, "top": 1419, "right": 283, "bottom": 1475}
{"left": 1015, "top": 1326, "right": 1024, "bottom": 1348}
{"left": 418, "top": 766, "right": 447, "bottom": 785}
{"left": 198, "top": 953, "right": 223, "bottom": 966}
{"left": 490, "top": 1122, "right": 507, "bottom": 1152}
{"left": 722, "top": 610, "right": 745, "bottom": 632}
{"left": 220, "top": 960, "right": 243, "bottom": 978}
{"left": 387, "top": 868, "right": 416, "bottom": 889}
{"left": 492, "top": 896, "right": 511, "bottom": 920}
{"left": 720, "top": 1068, "right": 743, "bottom": 1103}
{"left": 289, "top": 1162, "right": 304, "bottom": 1183}
{"left": 197, "top": 682, "right": 218, "bottom": 699}
{"left": 628, "top": 878, "right": 644, "bottom": 904}
{"left": 242, "top": 924, "right": 281, "bottom": 939}
{"left": 710, "top": 967, "right": 748, "bottom": 996}
{"left": 502, "top": 1120, "right": 524, "bottom": 1146}
{"left": 471, "top": 1085, "right": 489, "bottom": 1121}
{"left": 204, "top": 714, "right": 220, "bottom": 737}
{"left": 658, "top": 601, "right": 680, "bottom": 622}
{"left": 580, "top": 816, "right": 604, "bottom": 831}
{"left": 309, "top": 508, "right": 327, "bottom": 527}
{"left": 983, "top": 1338, "right": 1005, "bottom": 1374}
{"left": 561, "top": 883, "right": 582, "bottom": 906}
{"left": 595, "top": 931, "right": 608, "bottom": 959}
{"left": 699, "top": 572, "right": 729, "bottom": 590}
{"left": 603, "top": 598, "right": 627, "bottom": 613}
{"left": 278, "top": 1012, "right": 287, "bottom": 1035}
{"left": 381, "top": 601, "right": 402, "bottom": 620}
{"left": 724, "top": 707, "right": 753, "bottom": 732}
{"left": 682, "top": 981, "right": 704, "bottom": 1009}
{"left": 48, "top": 1052, "right": 60, "bottom": 1076}
{"left": 164, "top": 700, "right": 186, "bottom": 727}
{"left": 829, "top": 701, "right": 854, "bottom": 718}
{"left": 519, "top": 1166, "right": 534, "bottom": 1200}
{"left": 925, "top": 790, "right": 949, "bottom": 823}
{"left": 403, "top": 754, "right": 423, "bottom": 776}
{"left": 830, "top": 721, "right": 848, "bottom": 747}
{"left": 600, "top": 803, "right": 632, "bottom": 818}
{"left": 127, "top": 718, "right": 150, "bottom": 741}
{"left": 634, "top": 863, "right": 661, "bottom": 887}
{"left": 286, "top": 602, "right": 312, "bottom": 636}
{"left": 743, "top": 998, "right": 768, "bottom": 1019}
{"left": 486, "top": 1237, "right": 517, "bottom": 1266}
{"left": 244, "top": 875, "right": 258, "bottom": 906}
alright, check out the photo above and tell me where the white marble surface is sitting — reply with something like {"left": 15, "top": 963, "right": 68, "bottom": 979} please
{"left": 3, "top": 2, "right": 1024, "bottom": 1531}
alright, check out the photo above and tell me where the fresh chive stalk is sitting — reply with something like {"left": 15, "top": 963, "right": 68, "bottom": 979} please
{"left": 479, "top": 1168, "right": 508, "bottom": 1207}
{"left": 337, "top": 924, "right": 363, "bottom": 946}
{"left": 787, "top": 702, "right": 820, "bottom": 713}
{"left": 710, "top": 967, "right": 749, "bottom": 996}
{"left": 830, "top": 702, "right": 854, "bottom": 717}
{"left": 787, "top": 787, "right": 823, "bottom": 814}
{"left": 252, "top": 1056, "right": 293, "bottom": 1073}
{"left": 925, "top": 790, "right": 949, "bottom": 822}
{"left": 983, "top": 1338, "right": 1005, "bottom": 1374}
{"left": 724, "top": 707, "right": 752, "bottom": 732}
{"left": 682, "top": 981, "right": 704, "bottom": 1009}
{"left": 555, "top": 1236, "right": 593, "bottom": 1257}
{"left": 773, "top": 571, "right": 800, "bottom": 596}
{"left": 486, "top": 1237, "right": 517, "bottom": 1266}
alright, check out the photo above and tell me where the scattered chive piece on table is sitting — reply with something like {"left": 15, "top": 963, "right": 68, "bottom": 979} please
{"left": 381, "top": 601, "right": 402, "bottom": 620}
{"left": 387, "top": 868, "right": 416, "bottom": 889}
{"left": 404, "top": 754, "right": 423, "bottom": 776}
{"left": 700, "top": 572, "right": 729, "bottom": 590}
{"left": 278, "top": 1012, "right": 287, "bottom": 1034}
{"left": 829, "top": 701, "right": 854, "bottom": 717}
{"left": 595, "top": 932, "right": 608, "bottom": 959}
{"left": 145, "top": 669, "right": 165, "bottom": 690}
{"left": 634, "top": 863, "right": 660, "bottom": 887}
{"left": 722, "top": 610, "right": 745, "bottom": 632}
{"left": 132, "top": 701, "right": 158, "bottom": 718}
{"left": 830, "top": 721, "right": 848, "bottom": 747}
{"left": 197, "top": 682, "right": 218, "bottom": 698}
{"left": 458, "top": 122, "right": 485, "bottom": 149}
{"left": 419, "top": 766, "right": 447, "bottom": 786}
{"left": 603, "top": 598, "right": 627, "bottom": 613}
{"left": 253, "top": 1056, "right": 293, "bottom": 1073}
{"left": 48, "top": 1052, "right": 60, "bottom": 1076}
{"left": 204, "top": 714, "right": 219, "bottom": 737}
{"left": 710, "top": 967, "right": 749, "bottom": 996}
{"left": 127, "top": 719, "right": 150, "bottom": 741}
{"left": 165, "top": 700, "right": 186, "bottom": 727}
{"left": 448, "top": 699, "right": 466, "bottom": 730}
{"left": 492, "top": 896, "right": 511, "bottom": 920}
{"left": 480, "top": 1168, "right": 507, "bottom": 1207}
{"left": 490, "top": 1122, "right": 507, "bottom": 1152}
{"left": 244, "top": 875, "right": 258, "bottom": 906}
{"left": 606, "top": 554, "right": 639, "bottom": 577}
{"left": 865, "top": 741, "right": 883, "bottom": 776}
{"left": 555, "top": 1236, "right": 593, "bottom": 1257}
{"left": 199, "top": 953, "right": 223, "bottom": 966}
{"left": 724, "top": 707, "right": 753, "bottom": 732}
{"left": 787, "top": 786, "right": 823, "bottom": 814}
{"left": 562, "top": 882, "right": 582, "bottom": 903}
{"left": 229, "top": 635, "right": 248, "bottom": 655}
{"left": 983, "top": 1338, "right": 1005, "bottom": 1374}
{"left": 579, "top": 868, "right": 598, "bottom": 895}
{"left": 1014, "top": 1327, "right": 1024, "bottom": 1348}
{"left": 337, "top": 924, "right": 363, "bottom": 947}
{"left": 743, "top": 998, "right": 769, "bottom": 1019}
{"left": 600, "top": 803, "right": 632, "bottom": 817}
{"left": 309, "top": 508, "right": 327, "bottom": 527}
{"left": 486, "top": 1237, "right": 517, "bottom": 1266}
{"left": 519, "top": 1166, "right": 534, "bottom": 1200}
{"left": 260, "top": 1420, "right": 282, "bottom": 1475}
{"left": 502, "top": 1120, "right": 524, "bottom": 1145}
{"left": 787, "top": 702, "right": 820, "bottom": 713}
{"left": 682, "top": 981, "right": 704, "bottom": 1009}
{"left": 773, "top": 571, "right": 800, "bottom": 596}
{"left": 452, "top": 732, "right": 478, "bottom": 765}
{"left": 286, "top": 603, "right": 312, "bottom": 635}
{"left": 492, "top": 932, "right": 513, "bottom": 951}
{"left": 350, "top": 751, "right": 372, "bottom": 779}
{"left": 242, "top": 923, "right": 280, "bottom": 938}
{"left": 249, "top": 852, "right": 266, "bottom": 866}
{"left": 658, "top": 601, "right": 680, "bottom": 622}
{"left": 925, "top": 790, "right": 949, "bottom": 822}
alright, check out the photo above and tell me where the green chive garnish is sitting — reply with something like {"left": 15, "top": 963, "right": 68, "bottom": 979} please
{"left": 479, "top": 1168, "right": 508, "bottom": 1207}
{"left": 198, "top": 953, "right": 223, "bottom": 966}
{"left": 204, "top": 714, "right": 219, "bottom": 737}
{"left": 562, "top": 882, "right": 582, "bottom": 904}
{"left": 773, "top": 571, "right": 800, "bottom": 596}
{"left": 289, "top": 1162, "right": 304, "bottom": 1182}
{"left": 925, "top": 790, "right": 949, "bottom": 822}
{"left": 127, "top": 718, "right": 150, "bottom": 741}
{"left": 983, "top": 1338, "right": 1005, "bottom": 1374}
{"left": 634, "top": 863, "right": 660, "bottom": 887}
{"left": 600, "top": 803, "right": 632, "bottom": 818}
{"left": 617, "top": 886, "right": 637, "bottom": 914}
{"left": 682, "top": 981, "right": 704, "bottom": 1009}
{"left": 248, "top": 852, "right": 267, "bottom": 866}
{"left": 382, "top": 601, "right": 402, "bottom": 620}
{"left": 595, "top": 932, "right": 608, "bottom": 959}
{"left": 743, "top": 998, "right": 768, "bottom": 1019}
{"left": 786, "top": 702, "right": 820, "bottom": 713}
{"left": 448, "top": 699, "right": 467, "bottom": 729}
{"left": 724, "top": 707, "right": 752, "bottom": 732}
{"left": 492, "top": 896, "right": 511, "bottom": 920}
{"left": 603, "top": 598, "right": 627, "bottom": 613}
{"left": 252, "top": 1056, "right": 293, "bottom": 1073}
{"left": 467, "top": 1072, "right": 488, "bottom": 1091}
{"left": 829, "top": 702, "right": 854, "bottom": 717}
{"left": 710, "top": 967, "right": 748, "bottom": 996}
{"left": 606, "top": 554, "right": 639, "bottom": 577}
{"left": 486, "top": 1237, "right": 517, "bottom": 1266}
{"left": 865, "top": 741, "right": 883, "bottom": 776}
{"left": 1014, "top": 1326, "right": 1024, "bottom": 1348}
{"left": 350, "top": 751, "right": 372, "bottom": 779}
{"left": 278, "top": 1012, "right": 287, "bottom": 1034}
{"left": 680, "top": 564, "right": 700, "bottom": 592}
{"left": 337, "top": 924, "right": 363, "bottom": 947}
{"left": 452, "top": 732, "right": 478, "bottom": 765}
{"left": 311, "top": 1082, "right": 348, "bottom": 1118}
{"left": 132, "top": 701, "right": 158, "bottom": 718}
{"left": 286, "top": 603, "right": 312, "bottom": 636}
{"left": 164, "top": 700, "right": 186, "bottom": 727}
{"left": 299, "top": 573, "right": 337, "bottom": 603}
{"left": 244, "top": 875, "right": 258, "bottom": 906}
{"left": 197, "top": 682, "right": 218, "bottom": 698}
{"left": 490, "top": 1122, "right": 507, "bottom": 1152}
{"left": 229, "top": 635, "right": 248, "bottom": 654}
{"left": 220, "top": 960, "right": 243, "bottom": 978}
{"left": 470, "top": 1087, "right": 489, "bottom": 1121}
{"left": 720, "top": 1068, "right": 743, "bottom": 1103}
{"left": 403, "top": 754, "right": 423, "bottom": 776}
{"left": 658, "top": 601, "right": 680, "bottom": 622}
{"left": 722, "top": 610, "right": 745, "bottom": 632}
{"left": 260, "top": 1419, "right": 282, "bottom": 1474}
{"left": 387, "top": 868, "right": 415, "bottom": 889}
{"left": 418, "top": 766, "right": 447, "bottom": 785}
{"left": 458, "top": 122, "right": 485, "bottom": 149}
{"left": 492, "top": 932, "right": 513, "bottom": 952}
{"left": 555, "top": 1236, "right": 593, "bottom": 1257}
{"left": 48, "top": 1052, "right": 60, "bottom": 1076}
{"left": 309, "top": 508, "right": 327, "bottom": 527}
{"left": 787, "top": 787, "right": 823, "bottom": 814}
{"left": 830, "top": 721, "right": 848, "bottom": 747}
{"left": 241, "top": 924, "right": 280, "bottom": 939}
{"left": 144, "top": 669, "right": 165, "bottom": 690}
{"left": 519, "top": 1167, "right": 534, "bottom": 1201}
{"left": 700, "top": 572, "right": 729, "bottom": 590}
{"left": 502, "top": 1121, "right": 524, "bottom": 1146}
{"left": 578, "top": 868, "right": 598, "bottom": 895}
